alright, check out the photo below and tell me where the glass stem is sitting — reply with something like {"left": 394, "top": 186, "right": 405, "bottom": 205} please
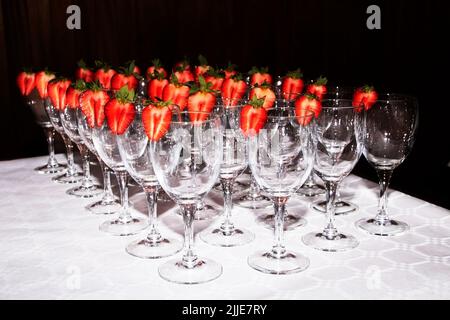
{"left": 62, "top": 135, "right": 76, "bottom": 176}
{"left": 99, "top": 159, "right": 114, "bottom": 203}
{"left": 249, "top": 174, "right": 261, "bottom": 198}
{"left": 43, "top": 127, "right": 58, "bottom": 167}
{"left": 144, "top": 185, "right": 161, "bottom": 243}
{"left": 116, "top": 171, "right": 131, "bottom": 222}
{"left": 78, "top": 144, "right": 93, "bottom": 188}
{"left": 323, "top": 181, "right": 339, "bottom": 240}
{"left": 180, "top": 203, "right": 198, "bottom": 269}
{"left": 220, "top": 178, "right": 235, "bottom": 235}
{"left": 375, "top": 169, "right": 393, "bottom": 224}
{"left": 304, "top": 173, "right": 315, "bottom": 188}
{"left": 271, "top": 196, "right": 288, "bottom": 258}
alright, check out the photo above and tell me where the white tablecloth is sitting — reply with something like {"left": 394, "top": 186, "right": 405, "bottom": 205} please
{"left": 1, "top": 155, "right": 449, "bottom": 300}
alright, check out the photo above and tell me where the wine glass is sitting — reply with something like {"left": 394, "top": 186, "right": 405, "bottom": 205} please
{"left": 117, "top": 105, "right": 182, "bottom": 258}
{"left": 302, "top": 98, "right": 363, "bottom": 252}
{"left": 92, "top": 119, "right": 148, "bottom": 236}
{"left": 356, "top": 94, "right": 419, "bottom": 236}
{"left": 77, "top": 109, "right": 121, "bottom": 215}
{"left": 150, "top": 110, "right": 223, "bottom": 284}
{"left": 248, "top": 108, "right": 315, "bottom": 274}
{"left": 53, "top": 102, "right": 103, "bottom": 197}
{"left": 200, "top": 104, "right": 255, "bottom": 247}
{"left": 25, "top": 90, "right": 66, "bottom": 174}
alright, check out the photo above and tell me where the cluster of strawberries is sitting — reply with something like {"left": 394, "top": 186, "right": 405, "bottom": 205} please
{"left": 16, "top": 55, "right": 378, "bottom": 141}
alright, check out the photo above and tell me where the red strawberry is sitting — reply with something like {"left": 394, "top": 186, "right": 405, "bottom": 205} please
{"left": 17, "top": 71, "right": 36, "bottom": 96}
{"left": 104, "top": 86, "right": 136, "bottom": 134}
{"left": 111, "top": 61, "right": 139, "bottom": 91}
{"left": 147, "top": 71, "right": 169, "bottom": 101}
{"left": 220, "top": 74, "right": 248, "bottom": 106}
{"left": 353, "top": 85, "right": 378, "bottom": 111}
{"left": 79, "top": 81, "right": 111, "bottom": 128}
{"left": 48, "top": 79, "right": 71, "bottom": 110}
{"left": 249, "top": 67, "right": 273, "bottom": 86}
{"left": 295, "top": 94, "right": 322, "bottom": 120}
{"left": 204, "top": 68, "right": 225, "bottom": 91}
{"left": 146, "top": 59, "right": 167, "bottom": 80}
{"left": 162, "top": 75, "right": 190, "bottom": 111}
{"left": 187, "top": 76, "right": 216, "bottom": 122}
{"left": 249, "top": 85, "right": 276, "bottom": 110}
{"left": 173, "top": 60, "right": 195, "bottom": 84}
{"left": 35, "top": 70, "right": 56, "bottom": 99}
{"left": 94, "top": 61, "right": 117, "bottom": 90}
{"left": 66, "top": 80, "right": 87, "bottom": 109}
{"left": 194, "top": 54, "right": 211, "bottom": 80}
{"left": 306, "top": 76, "right": 328, "bottom": 100}
{"left": 75, "top": 60, "right": 94, "bottom": 83}
{"left": 240, "top": 96, "right": 268, "bottom": 137}
{"left": 142, "top": 101, "right": 172, "bottom": 142}
{"left": 281, "top": 69, "right": 304, "bottom": 101}
{"left": 294, "top": 104, "right": 315, "bottom": 126}
{"left": 223, "top": 62, "right": 237, "bottom": 79}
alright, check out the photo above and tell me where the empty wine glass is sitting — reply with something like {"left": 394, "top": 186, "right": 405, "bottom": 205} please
{"left": 248, "top": 108, "right": 315, "bottom": 274}
{"left": 25, "top": 90, "right": 66, "bottom": 174}
{"left": 92, "top": 117, "right": 148, "bottom": 236}
{"left": 302, "top": 98, "right": 363, "bottom": 252}
{"left": 150, "top": 110, "right": 223, "bottom": 284}
{"left": 356, "top": 94, "right": 419, "bottom": 236}
{"left": 77, "top": 109, "right": 121, "bottom": 214}
{"left": 55, "top": 102, "right": 103, "bottom": 197}
{"left": 200, "top": 104, "right": 255, "bottom": 247}
{"left": 117, "top": 105, "right": 182, "bottom": 258}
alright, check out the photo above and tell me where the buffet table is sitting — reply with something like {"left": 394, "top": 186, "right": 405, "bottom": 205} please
{"left": 1, "top": 155, "right": 449, "bottom": 300}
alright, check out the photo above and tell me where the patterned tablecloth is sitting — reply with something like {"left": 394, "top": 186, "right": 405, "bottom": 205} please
{"left": 1, "top": 155, "right": 449, "bottom": 300}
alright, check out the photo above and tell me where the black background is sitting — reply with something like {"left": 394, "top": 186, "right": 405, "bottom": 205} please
{"left": 0, "top": 0, "right": 449, "bottom": 208}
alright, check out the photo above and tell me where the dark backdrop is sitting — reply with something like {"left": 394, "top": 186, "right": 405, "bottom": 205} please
{"left": 1, "top": 0, "right": 449, "bottom": 208}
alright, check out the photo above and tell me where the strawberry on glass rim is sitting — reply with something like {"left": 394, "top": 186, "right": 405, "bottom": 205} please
{"left": 66, "top": 80, "right": 87, "bottom": 109}
{"left": 146, "top": 58, "right": 168, "bottom": 80}
{"left": 173, "top": 60, "right": 195, "bottom": 84}
{"left": 223, "top": 61, "right": 237, "bottom": 79}
{"left": 48, "top": 78, "right": 71, "bottom": 111}
{"left": 204, "top": 67, "right": 225, "bottom": 91}
{"left": 111, "top": 61, "right": 140, "bottom": 91}
{"left": 162, "top": 74, "right": 190, "bottom": 111}
{"left": 249, "top": 67, "right": 273, "bottom": 86}
{"left": 147, "top": 70, "right": 169, "bottom": 101}
{"left": 295, "top": 93, "right": 322, "bottom": 123}
{"left": 94, "top": 60, "right": 117, "bottom": 90}
{"left": 281, "top": 69, "right": 304, "bottom": 101}
{"left": 220, "top": 73, "right": 248, "bottom": 107}
{"left": 142, "top": 100, "right": 173, "bottom": 142}
{"left": 187, "top": 76, "right": 217, "bottom": 122}
{"left": 35, "top": 70, "right": 56, "bottom": 99}
{"left": 249, "top": 83, "right": 276, "bottom": 110}
{"left": 75, "top": 59, "right": 94, "bottom": 83}
{"left": 17, "top": 70, "right": 36, "bottom": 96}
{"left": 80, "top": 80, "right": 111, "bottom": 128}
{"left": 240, "top": 96, "right": 268, "bottom": 137}
{"left": 195, "top": 54, "right": 211, "bottom": 80}
{"left": 306, "top": 76, "right": 328, "bottom": 100}
{"left": 353, "top": 85, "right": 378, "bottom": 112}
{"left": 104, "top": 86, "right": 137, "bottom": 135}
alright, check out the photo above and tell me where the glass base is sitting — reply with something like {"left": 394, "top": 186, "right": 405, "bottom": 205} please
{"left": 302, "top": 231, "right": 359, "bottom": 252}
{"left": 248, "top": 249, "right": 310, "bottom": 275}
{"left": 200, "top": 227, "right": 255, "bottom": 247}
{"left": 126, "top": 236, "right": 183, "bottom": 259}
{"left": 86, "top": 198, "right": 121, "bottom": 215}
{"left": 99, "top": 216, "right": 148, "bottom": 236}
{"left": 312, "top": 200, "right": 358, "bottom": 216}
{"left": 234, "top": 191, "right": 273, "bottom": 209}
{"left": 35, "top": 163, "right": 66, "bottom": 175}
{"left": 257, "top": 213, "right": 307, "bottom": 231}
{"left": 66, "top": 184, "right": 103, "bottom": 198}
{"left": 296, "top": 184, "right": 326, "bottom": 197}
{"left": 52, "top": 172, "right": 83, "bottom": 184}
{"left": 158, "top": 257, "right": 223, "bottom": 284}
{"left": 355, "top": 218, "right": 409, "bottom": 236}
